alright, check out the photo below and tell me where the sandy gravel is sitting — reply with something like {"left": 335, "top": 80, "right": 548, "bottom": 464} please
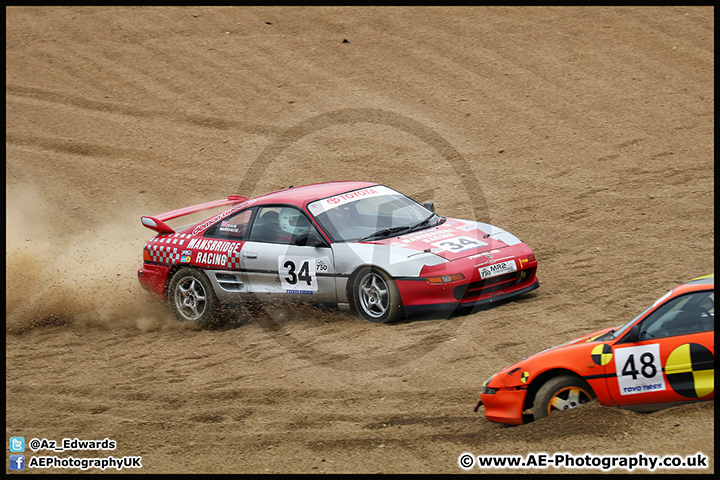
{"left": 6, "top": 6, "right": 714, "bottom": 474}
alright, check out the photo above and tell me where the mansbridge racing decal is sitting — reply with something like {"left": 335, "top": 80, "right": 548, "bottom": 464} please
{"left": 187, "top": 238, "right": 242, "bottom": 267}
{"left": 613, "top": 344, "right": 666, "bottom": 395}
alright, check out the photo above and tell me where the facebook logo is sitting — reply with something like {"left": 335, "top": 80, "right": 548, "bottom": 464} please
{"left": 9, "top": 455, "right": 25, "bottom": 470}
{"left": 9, "top": 436, "right": 25, "bottom": 452}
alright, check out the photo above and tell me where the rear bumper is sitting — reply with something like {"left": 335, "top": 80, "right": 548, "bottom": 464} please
{"left": 137, "top": 263, "right": 171, "bottom": 301}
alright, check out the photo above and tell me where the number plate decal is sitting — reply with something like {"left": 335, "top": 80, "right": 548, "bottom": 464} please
{"left": 478, "top": 260, "right": 517, "bottom": 279}
{"left": 278, "top": 256, "right": 318, "bottom": 292}
{"left": 614, "top": 344, "right": 666, "bottom": 395}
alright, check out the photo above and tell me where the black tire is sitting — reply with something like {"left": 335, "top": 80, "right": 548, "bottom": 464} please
{"left": 351, "top": 267, "right": 404, "bottom": 323}
{"left": 167, "top": 267, "right": 223, "bottom": 328}
{"left": 533, "top": 375, "right": 595, "bottom": 421}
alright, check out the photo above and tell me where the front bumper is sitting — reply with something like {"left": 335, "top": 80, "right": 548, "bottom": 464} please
{"left": 401, "top": 279, "right": 539, "bottom": 315}
{"left": 478, "top": 387, "right": 528, "bottom": 425}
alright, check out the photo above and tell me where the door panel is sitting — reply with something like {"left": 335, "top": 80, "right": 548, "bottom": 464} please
{"left": 604, "top": 331, "right": 714, "bottom": 406}
{"left": 239, "top": 241, "right": 336, "bottom": 303}
{"left": 604, "top": 289, "right": 715, "bottom": 407}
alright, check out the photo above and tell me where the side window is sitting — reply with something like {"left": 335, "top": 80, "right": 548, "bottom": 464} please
{"left": 250, "top": 206, "right": 322, "bottom": 245}
{"left": 637, "top": 291, "right": 714, "bottom": 340}
{"left": 205, "top": 208, "right": 254, "bottom": 240}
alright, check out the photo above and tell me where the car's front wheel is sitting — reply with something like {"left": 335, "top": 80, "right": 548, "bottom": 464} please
{"left": 351, "top": 267, "right": 404, "bottom": 323}
{"left": 533, "top": 375, "right": 595, "bottom": 421}
{"left": 167, "top": 268, "right": 223, "bottom": 328}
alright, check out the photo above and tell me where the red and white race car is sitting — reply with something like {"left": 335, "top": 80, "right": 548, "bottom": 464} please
{"left": 475, "top": 274, "right": 714, "bottom": 425}
{"left": 138, "top": 181, "right": 539, "bottom": 326}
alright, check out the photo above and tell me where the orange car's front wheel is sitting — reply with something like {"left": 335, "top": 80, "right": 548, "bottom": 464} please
{"left": 533, "top": 375, "right": 595, "bottom": 421}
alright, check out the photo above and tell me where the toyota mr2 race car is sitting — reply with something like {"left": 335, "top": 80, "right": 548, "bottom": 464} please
{"left": 138, "top": 181, "right": 539, "bottom": 326}
{"left": 475, "top": 274, "right": 714, "bottom": 425}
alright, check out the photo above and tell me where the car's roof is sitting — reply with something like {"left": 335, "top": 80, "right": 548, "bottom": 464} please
{"left": 247, "top": 181, "right": 379, "bottom": 206}
{"left": 685, "top": 273, "right": 714, "bottom": 285}
{"left": 675, "top": 274, "right": 714, "bottom": 294}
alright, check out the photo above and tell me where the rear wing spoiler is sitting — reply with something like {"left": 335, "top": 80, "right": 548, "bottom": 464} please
{"left": 140, "top": 195, "right": 248, "bottom": 234}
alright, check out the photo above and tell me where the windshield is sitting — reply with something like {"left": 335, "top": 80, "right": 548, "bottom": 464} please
{"left": 307, "top": 185, "right": 440, "bottom": 242}
{"left": 595, "top": 289, "right": 674, "bottom": 341}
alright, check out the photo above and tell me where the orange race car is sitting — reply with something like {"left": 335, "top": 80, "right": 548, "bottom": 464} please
{"left": 475, "top": 274, "right": 714, "bottom": 425}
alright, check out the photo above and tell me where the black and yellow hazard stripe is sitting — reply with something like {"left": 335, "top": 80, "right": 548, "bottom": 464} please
{"left": 664, "top": 343, "right": 714, "bottom": 398}
{"left": 591, "top": 343, "right": 613, "bottom": 366}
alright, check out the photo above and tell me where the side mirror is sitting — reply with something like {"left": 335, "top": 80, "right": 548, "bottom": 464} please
{"left": 423, "top": 201, "right": 435, "bottom": 213}
{"left": 294, "top": 233, "right": 310, "bottom": 246}
{"left": 623, "top": 324, "right": 640, "bottom": 343}
{"left": 294, "top": 232, "right": 327, "bottom": 247}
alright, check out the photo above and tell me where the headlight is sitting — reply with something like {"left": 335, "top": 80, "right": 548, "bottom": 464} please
{"left": 481, "top": 377, "right": 497, "bottom": 395}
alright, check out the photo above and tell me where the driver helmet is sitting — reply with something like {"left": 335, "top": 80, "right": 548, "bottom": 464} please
{"left": 278, "top": 208, "right": 311, "bottom": 236}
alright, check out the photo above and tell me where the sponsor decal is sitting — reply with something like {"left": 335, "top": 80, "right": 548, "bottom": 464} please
{"left": 180, "top": 250, "right": 192, "bottom": 263}
{"left": 614, "top": 344, "right": 666, "bottom": 395}
{"left": 308, "top": 185, "right": 395, "bottom": 214}
{"left": 190, "top": 199, "right": 257, "bottom": 235}
{"left": 326, "top": 187, "right": 379, "bottom": 205}
{"left": 186, "top": 238, "right": 241, "bottom": 254}
{"left": 192, "top": 209, "right": 234, "bottom": 235}
{"left": 195, "top": 252, "right": 227, "bottom": 266}
{"left": 402, "top": 230, "right": 456, "bottom": 243}
{"left": 478, "top": 259, "right": 517, "bottom": 279}
{"left": 219, "top": 225, "right": 240, "bottom": 233}
{"left": 226, "top": 198, "right": 257, "bottom": 215}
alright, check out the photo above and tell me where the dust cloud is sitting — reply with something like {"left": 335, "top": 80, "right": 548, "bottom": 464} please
{"left": 5, "top": 183, "right": 176, "bottom": 334}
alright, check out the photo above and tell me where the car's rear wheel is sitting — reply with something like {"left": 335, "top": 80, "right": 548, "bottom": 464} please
{"left": 351, "top": 267, "right": 404, "bottom": 323}
{"left": 533, "top": 375, "right": 595, "bottom": 421}
{"left": 167, "top": 268, "right": 223, "bottom": 328}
